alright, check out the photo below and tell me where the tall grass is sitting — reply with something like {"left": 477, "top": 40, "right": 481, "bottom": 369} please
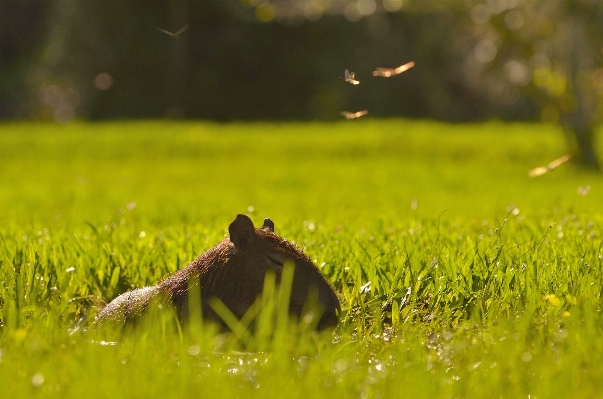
{"left": 0, "top": 120, "right": 602, "bottom": 398}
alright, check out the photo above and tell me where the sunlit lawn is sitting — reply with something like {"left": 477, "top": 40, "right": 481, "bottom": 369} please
{"left": 1, "top": 120, "right": 602, "bottom": 398}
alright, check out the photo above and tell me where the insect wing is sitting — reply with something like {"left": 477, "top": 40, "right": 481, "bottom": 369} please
{"left": 158, "top": 24, "right": 189, "bottom": 38}
{"left": 547, "top": 155, "right": 570, "bottom": 169}
{"left": 373, "top": 61, "right": 414, "bottom": 77}
{"left": 341, "top": 110, "right": 368, "bottom": 119}
{"left": 344, "top": 69, "right": 360, "bottom": 85}
{"left": 175, "top": 24, "right": 190, "bottom": 36}
{"left": 528, "top": 154, "right": 570, "bottom": 177}
{"left": 394, "top": 61, "right": 415, "bottom": 74}
{"left": 157, "top": 27, "right": 175, "bottom": 37}
{"left": 528, "top": 166, "right": 548, "bottom": 178}
{"left": 372, "top": 68, "right": 393, "bottom": 77}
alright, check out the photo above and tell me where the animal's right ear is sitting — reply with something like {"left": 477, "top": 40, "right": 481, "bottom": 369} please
{"left": 229, "top": 214, "right": 256, "bottom": 249}
{"left": 262, "top": 218, "right": 275, "bottom": 232}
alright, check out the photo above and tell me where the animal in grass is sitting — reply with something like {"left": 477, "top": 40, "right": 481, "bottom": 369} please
{"left": 95, "top": 214, "right": 340, "bottom": 330}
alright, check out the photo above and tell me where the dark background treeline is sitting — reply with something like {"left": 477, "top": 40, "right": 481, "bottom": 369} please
{"left": 0, "top": 0, "right": 601, "bottom": 130}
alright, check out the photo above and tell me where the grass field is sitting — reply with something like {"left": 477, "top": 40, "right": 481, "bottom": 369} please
{"left": 1, "top": 120, "right": 602, "bottom": 398}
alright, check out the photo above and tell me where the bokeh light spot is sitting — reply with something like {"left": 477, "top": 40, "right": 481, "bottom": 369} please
{"left": 54, "top": 104, "right": 75, "bottom": 123}
{"left": 471, "top": 5, "right": 490, "bottom": 24}
{"left": 474, "top": 39, "right": 497, "bottom": 63}
{"left": 344, "top": 3, "right": 362, "bottom": 22}
{"left": 357, "top": 0, "right": 376, "bottom": 16}
{"left": 504, "top": 10, "right": 524, "bottom": 30}
{"left": 505, "top": 59, "right": 530, "bottom": 86}
{"left": 383, "top": 0, "right": 403, "bottom": 12}
{"left": 304, "top": 3, "right": 323, "bottom": 21}
{"left": 94, "top": 73, "right": 113, "bottom": 90}
{"left": 256, "top": 3, "right": 275, "bottom": 22}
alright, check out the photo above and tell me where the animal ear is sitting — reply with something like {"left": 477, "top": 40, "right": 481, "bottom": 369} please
{"left": 262, "top": 218, "right": 275, "bottom": 232}
{"left": 229, "top": 214, "right": 256, "bottom": 248}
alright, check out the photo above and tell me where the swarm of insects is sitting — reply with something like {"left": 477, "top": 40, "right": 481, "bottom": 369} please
{"left": 340, "top": 61, "right": 414, "bottom": 120}
{"left": 528, "top": 155, "right": 571, "bottom": 177}
{"left": 157, "top": 24, "right": 190, "bottom": 39}
{"left": 341, "top": 110, "right": 368, "bottom": 119}
{"left": 372, "top": 61, "right": 415, "bottom": 77}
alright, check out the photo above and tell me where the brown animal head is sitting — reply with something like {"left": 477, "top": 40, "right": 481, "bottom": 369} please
{"left": 161, "top": 214, "right": 340, "bottom": 330}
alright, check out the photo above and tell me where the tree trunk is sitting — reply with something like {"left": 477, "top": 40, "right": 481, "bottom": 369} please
{"left": 562, "top": 16, "right": 601, "bottom": 170}
{"left": 565, "top": 122, "right": 600, "bottom": 170}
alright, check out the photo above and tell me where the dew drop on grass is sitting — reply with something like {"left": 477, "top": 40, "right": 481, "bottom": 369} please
{"left": 303, "top": 311, "right": 316, "bottom": 324}
{"left": 246, "top": 375, "right": 260, "bottom": 389}
{"left": 31, "top": 373, "right": 45, "bottom": 387}
{"left": 360, "top": 281, "right": 371, "bottom": 294}
{"left": 334, "top": 359, "right": 347, "bottom": 372}
{"left": 188, "top": 345, "right": 200, "bottom": 356}
{"left": 303, "top": 220, "right": 316, "bottom": 232}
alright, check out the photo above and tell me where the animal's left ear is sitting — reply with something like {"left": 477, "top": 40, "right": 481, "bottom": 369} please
{"left": 262, "top": 218, "right": 275, "bottom": 232}
{"left": 229, "top": 214, "right": 256, "bottom": 248}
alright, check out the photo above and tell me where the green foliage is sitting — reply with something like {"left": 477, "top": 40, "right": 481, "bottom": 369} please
{"left": 5, "top": 1, "right": 602, "bottom": 126}
{"left": 1, "top": 120, "right": 602, "bottom": 398}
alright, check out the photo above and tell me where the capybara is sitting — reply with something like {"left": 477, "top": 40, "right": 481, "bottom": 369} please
{"left": 95, "top": 214, "right": 340, "bottom": 330}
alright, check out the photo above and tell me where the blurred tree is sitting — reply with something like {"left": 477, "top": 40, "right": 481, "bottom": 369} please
{"left": 0, "top": 0, "right": 601, "bottom": 169}
{"left": 254, "top": 0, "right": 602, "bottom": 167}
{"left": 456, "top": 0, "right": 602, "bottom": 168}
{"left": 0, "top": 2, "right": 50, "bottom": 118}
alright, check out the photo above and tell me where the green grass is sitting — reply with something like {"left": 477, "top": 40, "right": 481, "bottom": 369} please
{"left": 1, "top": 119, "right": 602, "bottom": 398}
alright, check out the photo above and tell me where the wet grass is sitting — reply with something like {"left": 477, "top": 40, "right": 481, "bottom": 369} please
{"left": 1, "top": 120, "right": 602, "bottom": 398}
